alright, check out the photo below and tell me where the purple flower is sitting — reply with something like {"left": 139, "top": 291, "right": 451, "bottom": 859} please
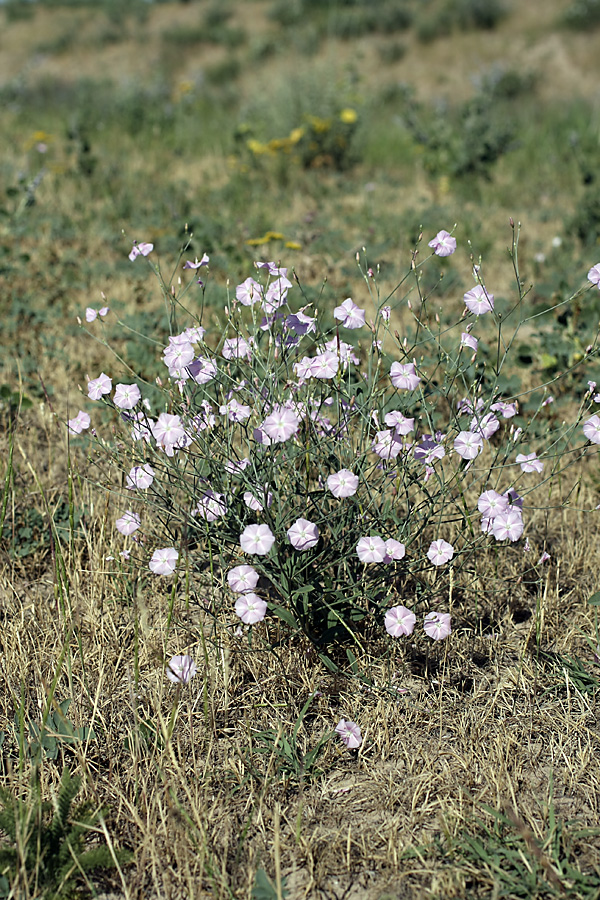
{"left": 227, "top": 565, "right": 259, "bottom": 593}
{"left": 538, "top": 551, "right": 551, "bottom": 564}
{"left": 424, "top": 612, "right": 452, "bottom": 641}
{"left": 240, "top": 523, "right": 275, "bottom": 555}
{"left": 356, "top": 535, "right": 387, "bottom": 563}
{"left": 384, "top": 605, "right": 416, "bottom": 637}
{"left": 461, "top": 332, "right": 478, "bottom": 352}
{"left": 87, "top": 373, "right": 112, "bottom": 401}
{"left": 67, "top": 411, "right": 90, "bottom": 435}
{"left": 587, "top": 264, "right": 600, "bottom": 287}
{"left": 327, "top": 469, "right": 359, "bottom": 498}
{"left": 334, "top": 297, "right": 365, "bottom": 329}
{"left": 427, "top": 539, "right": 454, "bottom": 566}
{"left": 149, "top": 547, "right": 179, "bottom": 575}
{"left": 113, "top": 383, "right": 142, "bottom": 410}
{"left": 261, "top": 406, "right": 300, "bottom": 443}
{"left": 428, "top": 230, "right": 457, "bottom": 257}
{"left": 116, "top": 510, "right": 141, "bottom": 536}
{"left": 380, "top": 306, "right": 391, "bottom": 322}
{"left": 287, "top": 518, "right": 320, "bottom": 551}
{"left": 464, "top": 285, "right": 494, "bottom": 316}
{"left": 335, "top": 719, "right": 362, "bottom": 749}
{"left": 129, "top": 241, "right": 153, "bottom": 262}
{"left": 235, "top": 592, "right": 267, "bottom": 624}
{"left": 126, "top": 464, "right": 155, "bottom": 490}
{"left": 453, "top": 430, "right": 483, "bottom": 460}
{"left": 491, "top": 509, "right": 523, "bottom": 542}
{"left": 516, "top": 452, "right": 544, "bottom": 474}
{"left": 390, "top": 362, "right": 421, "bottom": 391}
{"left": 166, "top": 654, "right": 197, "bottom": 684}
{"left": 583, "top": 414, "right": 600, "bottom": 444}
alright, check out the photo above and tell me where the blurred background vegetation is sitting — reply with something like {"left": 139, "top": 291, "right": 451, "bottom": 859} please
{"left": 1, "top": 0, "right": 600, "bottom": 404}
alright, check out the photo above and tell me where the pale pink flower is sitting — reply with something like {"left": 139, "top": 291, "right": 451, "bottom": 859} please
{"left": 263, "top": 277, "right": 292, "bottom": 313}
{"left": 193, "top": 490, "right": 227, "bottom": 522}
{"left": 491, "top": 400, "right": 517, "bottom": 418}
{"left": 491, "top": 509, "right": 523, "bottom": 542}
{"left": 287, "top": 518, "right": 320, "bottom": 551}
{"left": 373, "top": 429, "right": 403, "bottom": 460}
{"left": 220, "top": 398, "right": 251, "bottom": 423}
{"left": 129, "top": 241, "right": 153, "bottom": 262}
{"left": 424, "top": 611, "right": 452, "bottom": 640}
{"left": 85, "top": 306, "right": 109, "bottom": 322}
{"left": 87, "top": 372, "right": 112, "bottom": 400}
{"left": 384, "top": 605, "right": 416, "bottom": 637}
{"left": 243, "top": 488, "right": 273, "bottom": 512}
{"left": 428, "top": 230, "right": 456, "bottom": 257}
{"left": 227, "top": 565, "right": 259, "bottom": 593}
{"left": 152, "top": 413, "right": 186, "bottom": 448}
{"left": 538, "top": 551, "right": 551, "bottom": 564}
{"left": 470, "top": 412, "right": 500, "bottom": 440}
{"left": 262, "top": 406, "right": 300, "bottom": 443}
{"left": 240, "top": 523, "right": 275, "bottom": 555}
{"left": 453, "top": 430, "right": 483, "bottom": 460}
{"left": 516, "top": 452, "right": 544, "bottom": 473}
{"left": 310, "top": 351, "right": 339, "bottom": 379}
{"left": 116, "top": 510, "right": 141, "bottom": 536}
{"left": 327, "top": 469, "right": 359, "bottom": 498}
{"left": 356, "top": 535, "right": 387, "bottom": 563}
{"left": 126, "top": 464, "right": 155, "bottom": 490}
{"left": 587, "top": 264, "right": 600, "bottom": 287}
{"left": 384, "top": 539, "right": 406, "bottom": 562}
{"left": 478, "top": 490, "right": 508, "bottom": 519}
{"left": 384, "top": 411, "right": 415, "bottom": 434}
{"left": 464, "top": 285, "right": 494, "bottom": 315}
{"left": 67, "top": 411, "right": 90, "bottom": 435}
{"left": 427, "top": 539, "right": 454, "bottom": 566}
{"left": 236, "top": 277, "right": 263, "bottom": 306}
{"left": 166, "top": 654, "right": 197, "bottom": 684}
{"left": 461, "top": 332, "right": 478, "bottom": 352}
{"left": 583, "top": 414, "right": 600, "bottom": 444}
{"left": 188, "top": 357, "right": 217, "bottom": 384}
{"left": 163, "top": 340, "right": 194, "bottom": 371}
{"left": 113, "top": 383, "right": 141, "bottom": 410}
{"left": 390, "top": 362, "right": 421, "bottom": 391}
{"left": 235, "top": 592, "right": 267, "bottom": 624}
{"left": 380, "top": 306, "right": 391, "bottom": 322}
{"left": 334, "top": 297, "right": 365, "bottom": 329}
{"left": 335, "top": 719, "right": 362, "bottom": 749}
{"left": 149, "top": 547, "right": 179, "bottom": 575}
{"left": 183, "top": 253, "right": 209, "bottom": 269}
{"left": 414, "top": 439, "right": 445, "bottom": 466}
{"left": 222, "top": 336, "right": 254, "bottom": 360}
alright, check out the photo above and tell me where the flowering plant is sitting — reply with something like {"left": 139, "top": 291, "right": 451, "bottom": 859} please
{"left": 71, "top": 227, "right": 600, "bottom": 660}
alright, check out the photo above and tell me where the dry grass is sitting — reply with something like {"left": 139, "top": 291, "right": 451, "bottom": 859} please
{"left": 2, "top": 405, "right": 600, "bottom": 899}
